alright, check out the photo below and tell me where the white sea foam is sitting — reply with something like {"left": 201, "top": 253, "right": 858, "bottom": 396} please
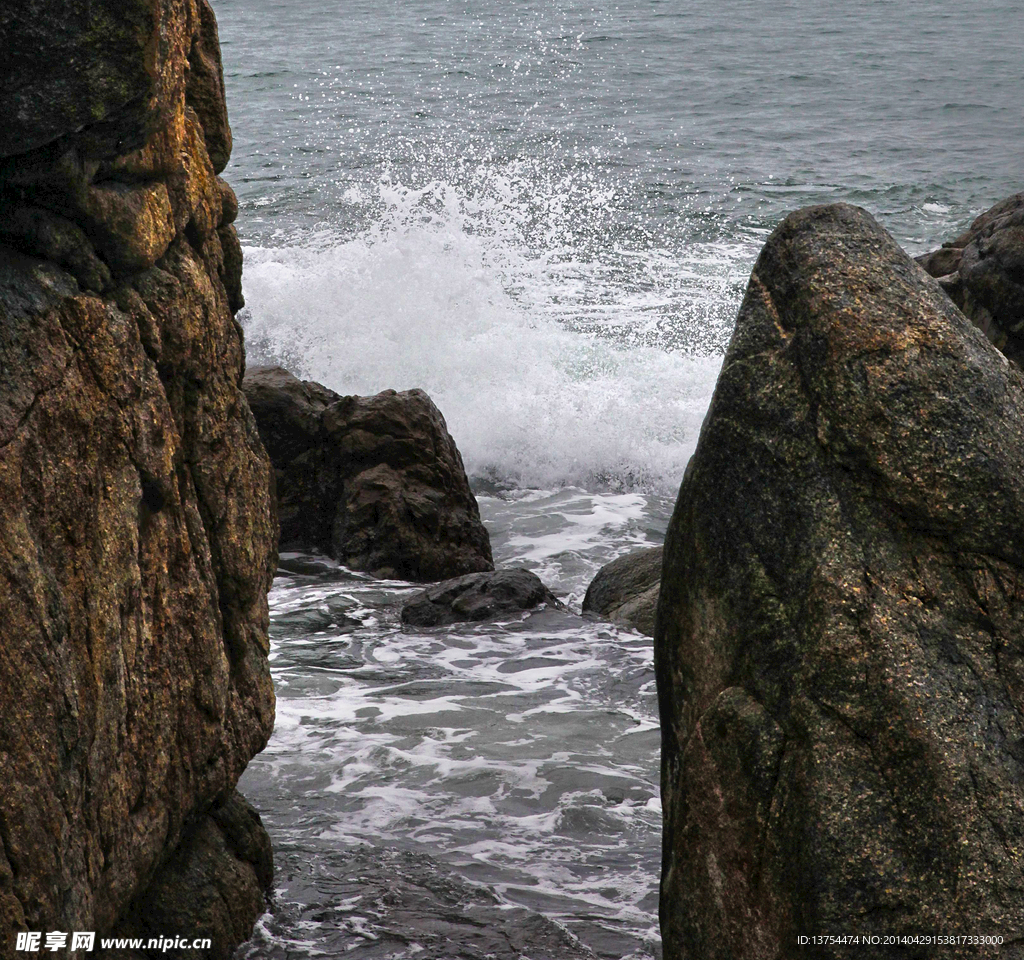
{"left": 241, "top": 541, "right": 665, "bottom": 956}
{"left": 240, "top": 177, "right": 738, "bottom": 493}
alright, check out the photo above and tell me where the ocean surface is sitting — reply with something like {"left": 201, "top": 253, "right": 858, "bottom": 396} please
{"left": 215, "top": 1, "right": 1021, "bottom": 956}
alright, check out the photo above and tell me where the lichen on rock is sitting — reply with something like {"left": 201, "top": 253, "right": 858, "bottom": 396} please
{"left": 0, "top": 0, "right": 276, "bottom": 954}
{"left": 656, "top": 203, "right": 1024, "bottom": 958}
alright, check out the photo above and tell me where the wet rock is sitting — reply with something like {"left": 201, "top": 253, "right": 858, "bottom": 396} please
{"left": 656, "top": 203, "right": 1024, "bottom": 958}
{"left": 917, "top": 192, "right": 1024, "bottom": 365}
{"left": 0, "top": 201, "right": 112, "bottom": 292}
{"left": 242, "top": 365, "right": 338, "bottom": 465}
{"left": 582, "top": 546, "right": 662, "bottom": 636}
{"left": 401, "top": 569, "right": 561, "bottom": 627}
{"left": 108, "top": 792, "right": 273, "bottom": 960}
{"left": 244, "top": 365, "right": 494, "bottom": 582}
{"left": 0, "top": 0, "right": 275, "bottom": 954}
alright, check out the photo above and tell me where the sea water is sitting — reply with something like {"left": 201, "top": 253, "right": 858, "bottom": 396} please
{"left": 216, "top": 1, "right": 1020, "bottom": 956}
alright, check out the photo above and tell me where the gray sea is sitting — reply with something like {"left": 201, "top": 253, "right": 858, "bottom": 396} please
{"left": 215, "top": 1, "right": 1021, "bottom": 956}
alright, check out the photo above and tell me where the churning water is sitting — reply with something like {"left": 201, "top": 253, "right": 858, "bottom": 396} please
{"left": 217, "top": 0, "right": 1020, "bottom": 955}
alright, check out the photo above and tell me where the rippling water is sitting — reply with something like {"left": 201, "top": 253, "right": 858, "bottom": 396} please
{"left": 217, "top": 0, "right": 1019, "bottom": 954}
{"left": 237, "top": 493, "right": 674, "bottom": 958}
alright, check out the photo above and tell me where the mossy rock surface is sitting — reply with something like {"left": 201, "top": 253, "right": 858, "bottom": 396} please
{"left": 657, "top": 203, "right": 1024, "bottom": 959}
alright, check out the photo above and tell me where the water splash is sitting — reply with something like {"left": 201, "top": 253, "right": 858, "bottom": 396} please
{"left": 240, "top": 175, "right": 747, "bottom": 493}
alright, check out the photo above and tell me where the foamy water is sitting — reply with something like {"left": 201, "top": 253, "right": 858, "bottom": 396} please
{"left": 234, "top": 144, "right": 717, "bottom": 960}
{"left": 240, "top": 178, "right": 737, "bottom": 492}
{"left": 237, "top": 494, "right": 672, "bottom": 959}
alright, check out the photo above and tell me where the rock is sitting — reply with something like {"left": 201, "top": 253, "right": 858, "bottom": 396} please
{"left": 243, "top": 365, "right": 494, "bottom": 582}
{"left": 917, "top": 192, "right": 1024, "bottom": 365}
{"left": 582, "top": 546, "right": 662, "bottom": 636}
{"left": 0, "top": 201, "right": 112, "bottom": 293}
{"left": 108, "top": 792, "right": 273, "bottom": 960}
{"left": 656, "top": 203, "right": 1024, "bottom": 958}
{"left": 0, "top": 0, "right": 276, "bottom": 955}
{"left": 185, "top": 0, "right": 233, "bottom": 175}
{"left": 242, "top": 365, "right": 340, "bottom": 465}
{"left": 0, "top": 1, "right": 163, "bottom": 159}
{"left": 401, "top": 569, "right": 562, "bottom": 627}
{"left": 0, "top": 18, "right": 231, "bottom": 282}
{"left": 323, "top": 390, "right": 493, "bottom": 581}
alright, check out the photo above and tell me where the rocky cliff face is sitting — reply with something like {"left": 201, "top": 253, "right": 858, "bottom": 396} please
{"left": 0, "top": 0, "right": 276, "bottom": 952}
{"left": 655, "top": 204, "right": 1024, "bottom": 959}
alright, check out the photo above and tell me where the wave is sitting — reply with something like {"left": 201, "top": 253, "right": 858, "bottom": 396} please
{"left": 239, "top": 176, "right": 751, "bottom": 493}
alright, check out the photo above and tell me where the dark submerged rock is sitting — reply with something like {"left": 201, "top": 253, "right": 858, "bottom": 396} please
{"left": 582, "top": 546, "right": 662, "bottom": 636}
{"left": 0, "top": 0, "right": 275, "bottom": 953}
{"left": 243, "top": 365, "right": 494, "bottom": 582}
{"left": 401, "top": 569, "right": 562, "bottom": 627}
{"left": 656, "top": 203, "right": 1024, "bottom": 959}
{"left": 260, "top": 846, "right": 598, "bottom": 960}
{"left": 917, "top": 192, "right": 1024, "bottom": 365}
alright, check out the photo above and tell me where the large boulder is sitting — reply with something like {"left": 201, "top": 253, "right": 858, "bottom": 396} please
{"left": 917, "top": 192, "right": 1024, "bottom": 366}
{"left": 243, "top": 365, "right": 494, "bottom": 582}
{"left": 582, "top": 546, "right": 662, "bottom": 636}
{"left": 656, "top": 203, "right": 1024, "bottom": 958}
{"left": 401, "top": 569, "right": 562, "bottom": 627}
{"left": 0, "top": 0, "right": 275, "bottom": 954}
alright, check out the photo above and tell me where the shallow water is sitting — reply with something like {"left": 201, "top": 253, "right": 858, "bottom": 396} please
{"left": 237, "top": 493, "right": 673, "bottom": 958}
{"left": 217, "top": 0, "right": 1019, "bottom": 954}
